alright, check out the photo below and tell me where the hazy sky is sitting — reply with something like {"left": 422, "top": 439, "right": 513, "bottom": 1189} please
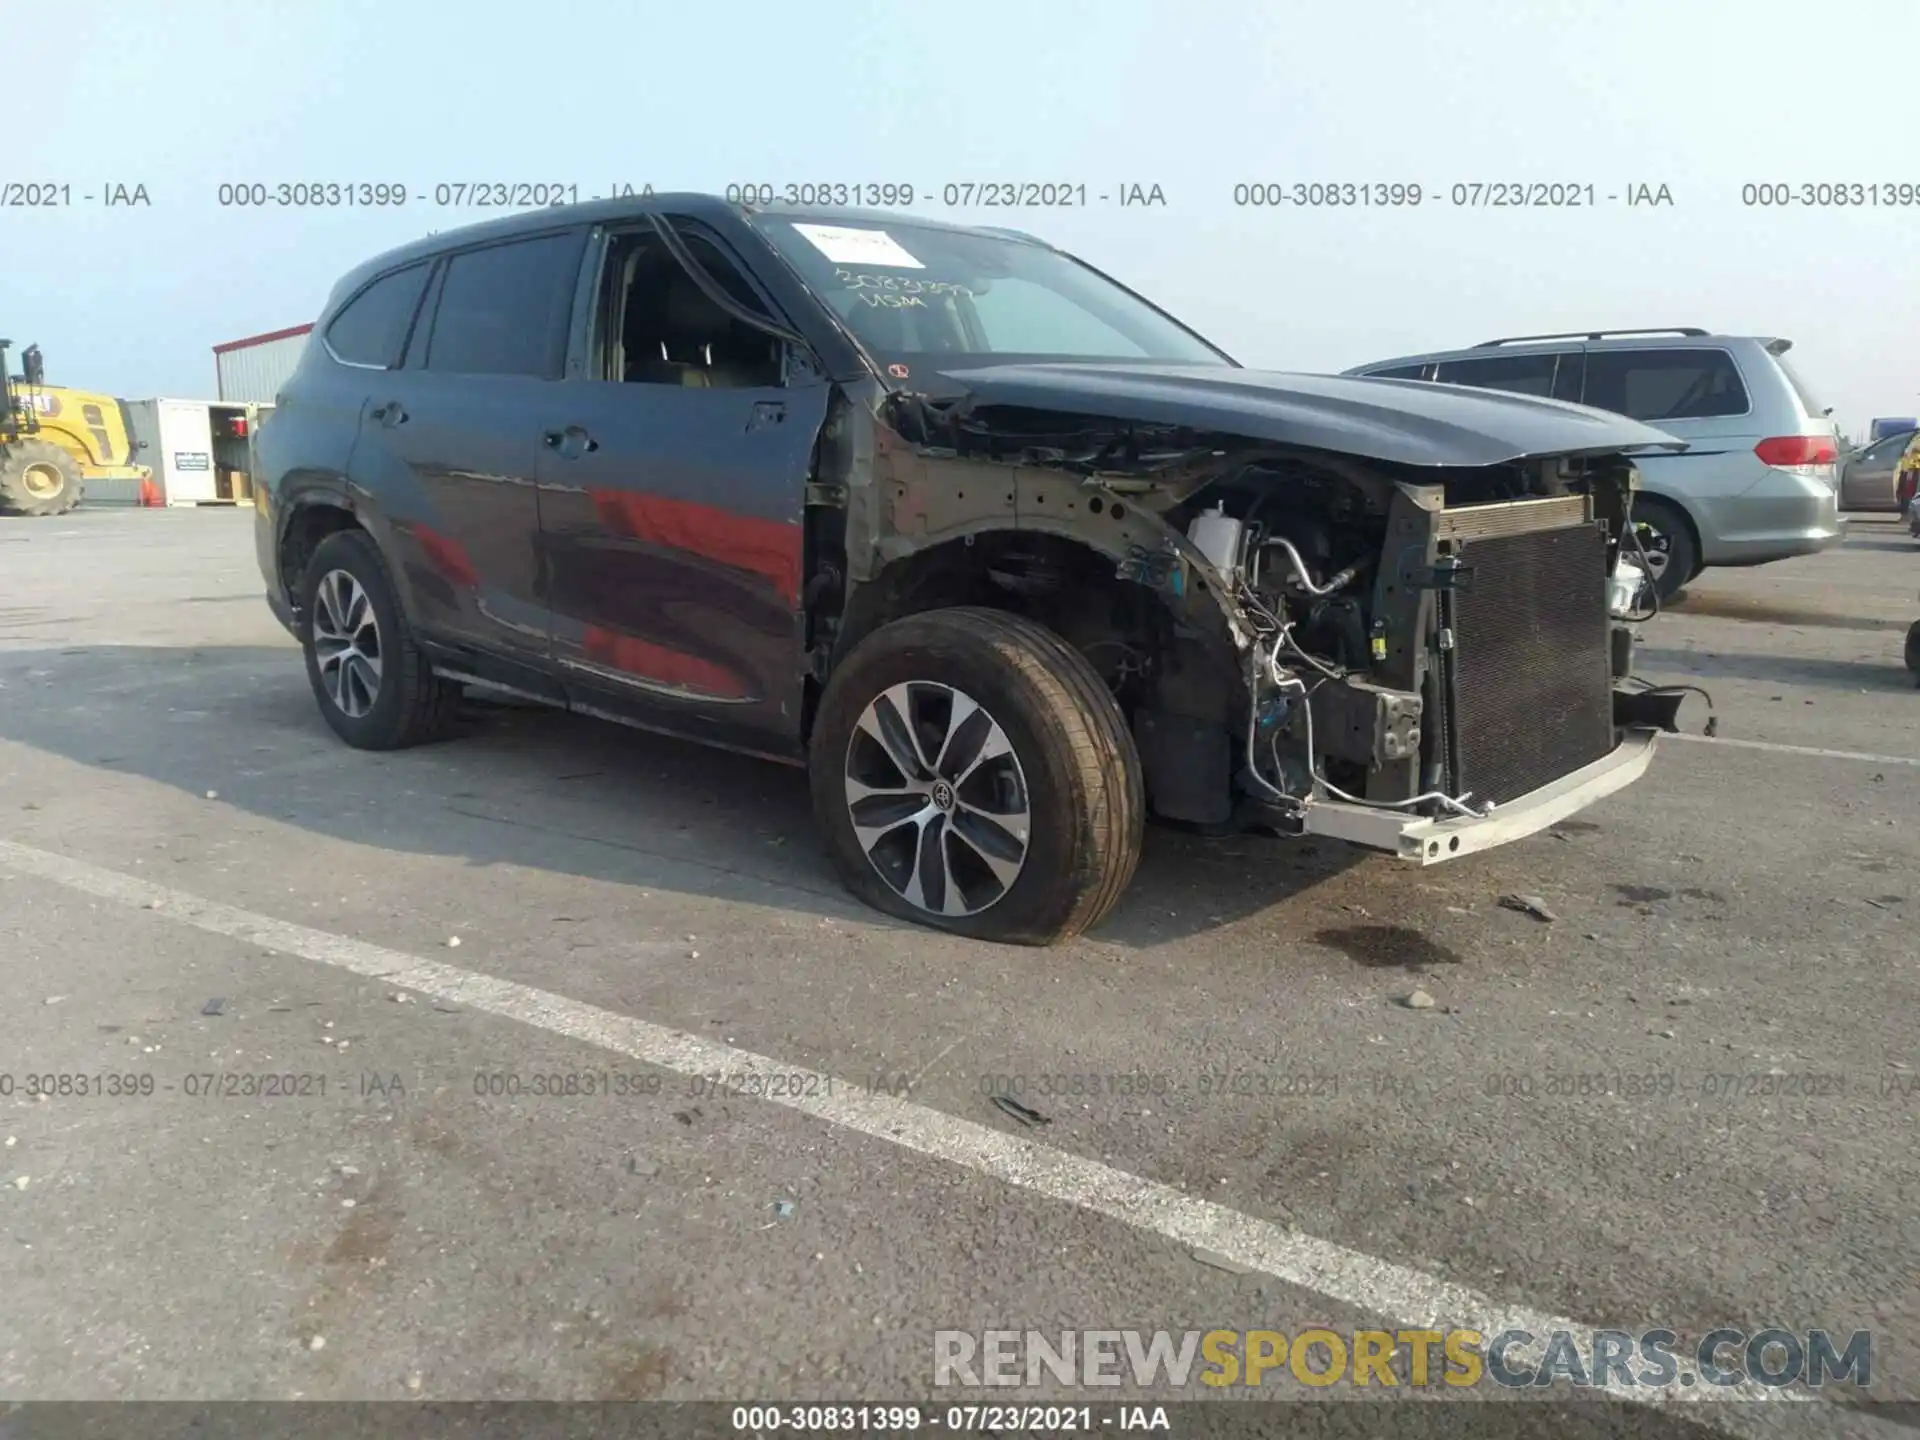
{"left": 11, "top": 0, "right": 1919, "bottom": 434}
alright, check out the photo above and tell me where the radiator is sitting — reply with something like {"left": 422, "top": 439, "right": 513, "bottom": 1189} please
{"left": 1441, "top": 516, "right": 1616, "bottom": 807}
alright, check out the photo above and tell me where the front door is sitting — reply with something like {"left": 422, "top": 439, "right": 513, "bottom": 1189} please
{"left": 537, "top": 223, "right": 828, "bottom": 754}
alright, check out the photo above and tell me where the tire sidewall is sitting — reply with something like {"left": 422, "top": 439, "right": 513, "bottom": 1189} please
{"left": 810, "top": 619, "right": 1118, "bottom": 942}
{"left": 3, "top": 441, "right": 83, "bottom": 516}
{"left": 298, "top": 531, "right": 412, "bottom": 747}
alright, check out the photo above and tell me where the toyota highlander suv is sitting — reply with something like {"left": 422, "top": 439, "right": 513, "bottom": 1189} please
{"left": 253, "top": 195, "right": 1686, "bottom": 945}
{"left": 1345, "top": 329, "right": 1846, "bottom": 600}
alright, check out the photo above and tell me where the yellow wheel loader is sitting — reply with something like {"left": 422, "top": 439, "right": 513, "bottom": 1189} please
{"left": 1, "top": 339, "right": 151, "bottom": 516}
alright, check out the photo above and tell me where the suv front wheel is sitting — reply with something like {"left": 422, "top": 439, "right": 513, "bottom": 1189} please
{"left": 298, "top": 529, "right": 461, "bottom": 750}
{"left": 809, "top": 608, "right": 1145, "bottom": 946}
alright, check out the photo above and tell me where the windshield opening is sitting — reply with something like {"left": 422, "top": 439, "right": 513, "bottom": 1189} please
{"left": 748, "top": 216, "right": 1234, "bottom": 378}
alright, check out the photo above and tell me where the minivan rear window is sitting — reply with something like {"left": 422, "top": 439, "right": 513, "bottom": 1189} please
{"left": 1581, "top": 348, "right": 1748, "bottom": 422}
{"left": 1772, "top": 351, "right": 1829, "bottom": 420}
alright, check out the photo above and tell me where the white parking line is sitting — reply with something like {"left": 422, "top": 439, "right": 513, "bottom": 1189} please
{"left": 0, "top": 837, "right": 1868, "bottom": 1428}
{"left": 1667, "top": 732, "right": 1920, "bottom": 768}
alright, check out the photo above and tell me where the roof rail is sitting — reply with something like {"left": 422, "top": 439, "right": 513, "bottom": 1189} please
{"left": 1473, "top": 327, "right": 1710, "bottom": 348}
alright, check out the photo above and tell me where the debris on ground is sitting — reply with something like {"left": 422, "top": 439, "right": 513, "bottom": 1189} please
{"left": 1402, "top": 989, "right": 1437, "bottom": 1010}
{"left": 445, "top": 937, "right": 461, "bottom": 948}
{"left": 204, "top": 791, "right": 218, "bottom": 800}
{"left": 307, "top": 1335, "right": 326, "bottom": 1352}
{"left": 1499, "top": 893, "right": 1560, "bottom": 923}
{"left": 201, "top": 997, "right": 227, "bottom": 1017}
{"left": 990, "top": 1095, "right": 1052, "bottom": 1128}
{"left": 771, "top": 1200, "right": 797, "bottom": 1220}
{"left": 43, "top": 996, "right": 65, "bottom": 1007}
{"left": 1190, "top": 1247, "right": 1256, "bottom": 1275}
{"left": 627, "top": 1157, "right": 658, "bottom": 1177}
{"left": 405, "top": 1373, "right": 423, "bottom": 1392}
{"left": 11, "top": 1176, "right": 28, "bottom": 1190}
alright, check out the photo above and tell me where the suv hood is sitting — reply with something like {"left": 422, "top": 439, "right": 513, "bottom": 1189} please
{"left": 931, "top": 362, "right": 1688, "bottom": 469}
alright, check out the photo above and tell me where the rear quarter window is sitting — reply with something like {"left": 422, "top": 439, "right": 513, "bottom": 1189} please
{"left": 323, "top": 263, "right": 431, "bottom": 368}
{"left": 1581, "top": 348, "right": 1749, "bottom": 422}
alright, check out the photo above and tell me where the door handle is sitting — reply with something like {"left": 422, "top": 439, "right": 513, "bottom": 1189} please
{"left": 543, "top": 426, "right": 599, "bottom": 458}
{"left": 371, "top": 402, "right": 408, "bottom": 427}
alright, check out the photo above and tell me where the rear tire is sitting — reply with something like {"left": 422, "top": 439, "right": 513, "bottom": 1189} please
{"left": 809, "top": 607, "right": 1145, "bottom": 946}
{"left": 1630, "top": 495, "right": 1698, "bottom": 604}
{"left": 298, "top": 528, "right": 461, "bottom": 749}
{"left": 1906, "top": 621, "right": 1920, "bottom": 686}
{"left": 0, "top": 440, "right": 84, "bottom": 516}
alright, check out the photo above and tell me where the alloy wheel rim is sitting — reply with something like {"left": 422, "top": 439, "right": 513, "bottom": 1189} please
{"left": 843, "top": 681, "right": 1031, "bottom": 917}
{"left": 22, "top": 463, "right": 62, "bottom": 499}
{"left": 312, "top": 569, "right": 383, "bottom": 718}
{"left": 1634, "top": 521, "right": 1672, "bottom": 579}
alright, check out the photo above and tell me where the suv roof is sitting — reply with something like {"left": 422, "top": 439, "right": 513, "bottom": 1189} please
{"left": 1347, "top": 328, "right": 1796, "bottom": 374}
{"left": 327, "top": 193, "right": 1054, "bottom": 303}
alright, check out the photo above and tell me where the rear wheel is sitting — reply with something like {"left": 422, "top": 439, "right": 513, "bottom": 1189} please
{"left": 0, "top": 440, "right": 84, "bottom": 516}
{"left": 809, "top": 607, "right": 1144, "bottom": 946}
{"left": 1906, "top": 621, "right": 1920, "bottom": 686}
{"left": 298, "top": 528, "right": 461, "bottom": 749}
{"left": 1629, "top": 495, "right": 1698, "bottom": 604}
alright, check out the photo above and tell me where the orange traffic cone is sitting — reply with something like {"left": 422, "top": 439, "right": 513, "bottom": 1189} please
{"left": 137, "top": 472, "right": 163, "bottom": 507}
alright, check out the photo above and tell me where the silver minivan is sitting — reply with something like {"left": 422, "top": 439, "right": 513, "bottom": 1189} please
{"left": 1344, "top": 328, "right": 1846, "bottom": 600}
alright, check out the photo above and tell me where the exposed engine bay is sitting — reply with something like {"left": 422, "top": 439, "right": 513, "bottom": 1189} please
{"left": 816, "top": 388, "right": 1699, "bottom": 842}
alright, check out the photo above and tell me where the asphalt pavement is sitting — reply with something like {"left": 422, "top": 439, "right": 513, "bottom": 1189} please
{"left": 2, "top": 507, "right": 1917, "bottom": 1439}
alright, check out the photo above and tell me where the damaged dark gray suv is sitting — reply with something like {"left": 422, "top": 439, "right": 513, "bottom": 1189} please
{"left": 254, "top": 194, "right": 1685, "bottom": 945}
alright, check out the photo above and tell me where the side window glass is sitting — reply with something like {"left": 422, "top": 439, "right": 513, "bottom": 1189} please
{"left": 424, "top": 233, "right": 582, "bottom": 378}
{"left": 324, "top": 264, "right": 430, "bottom": 368}
{"left": 1582, "top": 349, "right": 1749, "bottom": 422}
{"left": 603, "top": 230, "right": 785, "bottom": 390}
{"left": 1433, "top": 353, "right": 1557, "bottom": 396}
{"left": 1369, "top": 363, "right": 1429, "bottom": 381}
{"left": 1550, "top": 352, "right": 1585, "bottom": 403}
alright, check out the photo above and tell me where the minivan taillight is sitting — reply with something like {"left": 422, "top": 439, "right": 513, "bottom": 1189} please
{"left": 1754, "top": 435, "right": 1838, "bottom": 468}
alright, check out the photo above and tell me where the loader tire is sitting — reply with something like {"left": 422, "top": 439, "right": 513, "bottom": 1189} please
{"left": 0, "top": 440, "right": 85, "bottom": 516}
{"left": 809, "top": 607, "right": 1145, "bottom": 946}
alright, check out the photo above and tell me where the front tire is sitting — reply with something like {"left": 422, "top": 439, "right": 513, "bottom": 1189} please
{"left": 809, "top": 607, "right": 1145, "bottom": 946}
{"left": 1630, "top": 495, "right": 1698, "bottom": 604}
{"left": 298, "top": 529, "right": 460, "bottom": 749}
{"left": 0, "top": 440, "right": 84, "bottom": 516}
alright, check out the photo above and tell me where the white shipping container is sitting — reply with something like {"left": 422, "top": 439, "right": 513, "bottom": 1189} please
{"left": 214, "top": 325, "right": 313, "bottom": 404}
{"left": 124, "top": 399, "right": 256, "bottom": 504}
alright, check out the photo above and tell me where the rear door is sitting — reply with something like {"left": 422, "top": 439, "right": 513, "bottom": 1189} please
{"left": 536, "top": 217, "right": 829, "bottom": 755}
{"left": 1430, "top": 349, "right": 1583, "bottom": 401}
{"left": 1842, "top": 430, "right": 1913, "bottom": 510}
{"left": 355, "top": 226, "right": 587, "bottom": 680}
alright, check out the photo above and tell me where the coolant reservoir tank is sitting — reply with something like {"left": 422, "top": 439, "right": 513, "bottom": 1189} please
{"left": 1187, "top": 503, "right": 1245, "bottom": 576}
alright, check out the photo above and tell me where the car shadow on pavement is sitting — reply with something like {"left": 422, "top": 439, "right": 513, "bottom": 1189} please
{"left": 1636, "top": 644, "right": 1916, "bottom": 694}
{"left": 0, "top": 644, "right": 1361, "bottom": 950}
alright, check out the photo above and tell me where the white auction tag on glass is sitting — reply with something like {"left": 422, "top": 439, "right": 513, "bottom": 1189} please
{"left": 791, "top": 223, "right": 926, "bottom": 269}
